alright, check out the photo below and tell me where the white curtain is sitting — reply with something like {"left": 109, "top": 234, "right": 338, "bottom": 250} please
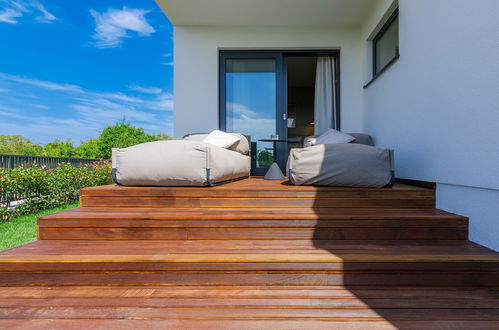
{"left": 314, "top": 56, "right": 337, "bottom": 135}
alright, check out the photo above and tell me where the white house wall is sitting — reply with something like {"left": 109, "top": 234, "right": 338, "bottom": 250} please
{"left": 174, "top": 25, "right": 364, "bottom": 139}
{"left": 362, "top": 0, "right": 499, "bottom": 250}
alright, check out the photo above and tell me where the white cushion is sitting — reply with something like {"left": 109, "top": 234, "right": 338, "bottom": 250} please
{"left": 202, "top": 130, "right": 240, "bottom": 148}
{"left": 314, "top": 129, "right": 355, "bottom": 145}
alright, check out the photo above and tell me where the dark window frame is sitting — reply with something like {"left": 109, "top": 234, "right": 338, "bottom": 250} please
{"left": 372, "top": 7, "right": 399, "bottom": 77}
{"left": 218, "top": 49, "right": 341, "bottom": 174}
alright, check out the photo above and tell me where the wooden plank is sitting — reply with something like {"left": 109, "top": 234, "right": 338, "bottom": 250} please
{"left": 1, "top": 286, "right": 497, "bottom": 300}
{"left": 36, "top": 227, "right": 467, "bottom": 241}
{"left": 6, "top": 319, "right": 499, "bottom": 330}
{"left": 2, "top": 296, "right": 499, "bottom": 309}
{"left": 2, "top": 262, "right": 499, "bottom": 273}
{"left": 39, "top": 207, "right": 460, "bottom": 220}
{"left": 1, "top": 306, "right": 499, "bottom": 320}
{"left": 3, "top": 240, "right": 492, "bottom": 255}
{"left": 2, "top": 252, "right": 499, "bottom": 263}
{"left": 80, "top": 180, "right": 433, "bottom": 195}
{"left": 80, "top": 196, "right": 435, "bottom": 208}
{"left": 37, "top": 218, "right": 467, "bottom": 228}
{"left": 2, "top": 272, "right": 498, "bottom": 287}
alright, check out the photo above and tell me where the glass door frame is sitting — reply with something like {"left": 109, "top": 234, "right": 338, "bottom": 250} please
{"left": 219, "top": 51, "right": 287, "bottom": 175}
{"left": 219, "top": 50, "right": 341, "bottom": 176}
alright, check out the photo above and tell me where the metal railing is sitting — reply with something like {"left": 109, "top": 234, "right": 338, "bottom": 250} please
{"left": 0, "top": 154, "right": 102, "bottom": 171}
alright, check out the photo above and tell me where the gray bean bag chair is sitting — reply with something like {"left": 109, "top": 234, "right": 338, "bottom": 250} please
{"left": 112, "top": 134, "right": 250, "bottom": 187}
{"left": 287, "top": 134, "right": 394, "bottom": 188}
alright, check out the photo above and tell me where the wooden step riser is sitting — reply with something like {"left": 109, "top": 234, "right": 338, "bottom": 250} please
{"left": 1, "top": 272, "right": 498, "bottom": 287}
{"left": 2, "top": 297, "right": 499, "bottom": 309}
{"left": 37, "top": 227, "right": 468, "bottom": 241}
{"left": 3, "top": 320, "right": 499, "bottom": 330}
{"left": 1, "top": 306, "right": 499, "bottom": 321}
{"left": 1, "top": 286, "right": 496, "bottom": 300}
{"left": 37, "top": 218, "right": 468, "bottom": 228}
{"left": 2, "top": 262, "right": 498, "bottom": 272}
{"left": 80, "top": 187, "right": 435, "bottom": 199}
{"left": 80, "top": 197, "right": 435, "bottom": 209}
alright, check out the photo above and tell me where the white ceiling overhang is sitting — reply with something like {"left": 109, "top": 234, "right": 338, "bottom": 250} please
{"left": 155, "top": 0, "right": 377, "bottom": 26}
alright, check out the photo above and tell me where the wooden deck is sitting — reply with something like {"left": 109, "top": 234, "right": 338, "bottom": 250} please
{"left": 1, "top": 178, "right": 498, "bottom": 329}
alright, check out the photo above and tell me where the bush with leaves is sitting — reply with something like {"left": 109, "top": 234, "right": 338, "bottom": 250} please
{"left": 0, "top": 160, "right": 112, "bottom": 221}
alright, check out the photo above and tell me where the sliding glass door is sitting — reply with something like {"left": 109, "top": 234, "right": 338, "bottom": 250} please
{"left": 219, "top": 52, "right": 287, "bottom": 175}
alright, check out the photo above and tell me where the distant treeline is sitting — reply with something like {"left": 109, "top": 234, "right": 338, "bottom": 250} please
{"left": 0, "top": 122, "right": 172, "bottom": 159}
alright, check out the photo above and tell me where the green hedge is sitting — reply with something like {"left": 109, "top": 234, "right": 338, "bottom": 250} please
{"left": 0, "top": 161, "right": 112, "bottom": 221}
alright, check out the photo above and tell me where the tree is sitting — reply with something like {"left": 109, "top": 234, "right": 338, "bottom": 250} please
{"left": 0, "top": 135, "right": 43, "bottom": 156}
{"left": 257, "top": 150, "right": 273, "bottom": 167}
{"left": 43, "top": 139, "right": 76, "bottom": 157}
{"left": 96, "top": 122, "right": 170, "bottom": 159}
{"left": 75, "top": 139, "right": 100, "bottom": 159}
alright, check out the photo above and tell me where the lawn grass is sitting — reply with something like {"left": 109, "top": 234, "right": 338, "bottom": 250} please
{"left": 0, "top": 202, "right": 79, "bottom": 251}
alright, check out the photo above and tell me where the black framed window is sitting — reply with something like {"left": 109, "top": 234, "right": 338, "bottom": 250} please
{"left": 373, "top": 8, "right": 399, "bottom": 77}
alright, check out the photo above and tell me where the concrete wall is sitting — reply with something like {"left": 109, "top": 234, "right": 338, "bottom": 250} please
{"left": 361, "top": 0, "right": 499, "bottom": 250}
{"left": 174, "top": 25, "right": 364, "bottom": 139}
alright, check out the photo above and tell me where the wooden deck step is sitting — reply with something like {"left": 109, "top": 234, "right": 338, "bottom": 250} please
{"left": 1, "top": 240, "right": 498, "bottom": 287}
{"left": 79, "top": 179, "right": 435, "bottom": 209}
{"left": 0, "top": 285, "right": 498, "bottom": 329}
{"left": 37, "top": 207, "right": 467, "bottom": 241}
{"left": 2, "top": 178, "right": 498, "bottom": 328}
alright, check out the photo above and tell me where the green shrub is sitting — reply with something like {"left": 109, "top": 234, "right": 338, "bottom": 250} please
{"left": 0, "top": 160, "right": 112, "bottom": 221}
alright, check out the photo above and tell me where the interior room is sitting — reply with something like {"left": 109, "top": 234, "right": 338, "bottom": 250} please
{"left": 286, "top": 56, "right": 317, "bottom": 149}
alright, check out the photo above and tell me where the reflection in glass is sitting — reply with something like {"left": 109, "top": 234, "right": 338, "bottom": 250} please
{"left": 225, "top": 59, "right": 276, "bottom": 168}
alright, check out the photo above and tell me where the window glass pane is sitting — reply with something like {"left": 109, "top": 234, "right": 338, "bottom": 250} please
{"left": 225, "top": 59, "right": 276, "bottom": 168}
{"left": 375, "top": 16, "right": 399, "bottom": 74}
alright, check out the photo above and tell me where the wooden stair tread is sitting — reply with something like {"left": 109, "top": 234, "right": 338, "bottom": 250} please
{"left": 39, "top": 207, "right": 462, "bottom": 220}
{"left": 2, "top": 285, "right": 497, "bottom": 299}
{"left": 1, "top": 286, "right": 498, "bottom": 323}
{"left": 81, "top": 179, "right": 433, "bottom": 195}
{"left": 1, "top": 240, "right": 497, "bottom": 263}
{"left": 4, "top": 240, "right": 491, "bottom": 254}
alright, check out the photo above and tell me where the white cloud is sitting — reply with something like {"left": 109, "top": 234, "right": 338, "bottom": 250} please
{"left": 0, "top": 8, "right": 21, "bottom": 23}
{"left": 146, "top": 93, "right": 173, "bottom": 111}
{"left": 0, "top": 72, "right": 81, "bottom": 92}
{"left": 0, "top": 0, "right": 55, "bottom": 24}
{"left": 226, "top": 102, "right": 275, "bottom": 142}
{"left": 128, "top": 85, "right": 162, "bottom": 94}
{"left": 90, "top": 7, "right": 155, "bottom": 48}
{"left": 31, "top": 1, "right": 55, "bottom": 23}
{"left": 29, "top": 103, "right": 49, "bottom": 109}
{"left": 161, "top": 61, "right": 174, "bottom": 66}
{"left": 0, "top": 72, "right": 173, "bottom": 144}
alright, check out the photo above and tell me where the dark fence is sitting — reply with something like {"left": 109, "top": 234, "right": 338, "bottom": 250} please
{"left": 0, "top": 154, "right": 102, "bottom": 171}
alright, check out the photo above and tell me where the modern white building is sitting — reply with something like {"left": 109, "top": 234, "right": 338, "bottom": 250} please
{"left": 155, "top": 0, "right": 499, "bottom": 251}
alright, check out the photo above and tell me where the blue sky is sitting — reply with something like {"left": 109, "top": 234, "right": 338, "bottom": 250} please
{"left": 0, "top": 0, "right": 173, "bottom": 144}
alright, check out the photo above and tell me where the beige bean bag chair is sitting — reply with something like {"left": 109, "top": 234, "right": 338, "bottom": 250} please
{"left": 112, "top": 133, "right": 250, "bottom": 186}
{"left": 287, "top": 133, "right": 394, "bottom": 188}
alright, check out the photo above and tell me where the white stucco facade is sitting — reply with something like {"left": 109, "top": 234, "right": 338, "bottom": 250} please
{"left": 174, "top": 25, "right": 364, "bottom": 139}
{"left": 362, "top": 0, "right": 499, "bottom": 250}
{"left": 160, "top": 0, "right": 499, "bottom": 251}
